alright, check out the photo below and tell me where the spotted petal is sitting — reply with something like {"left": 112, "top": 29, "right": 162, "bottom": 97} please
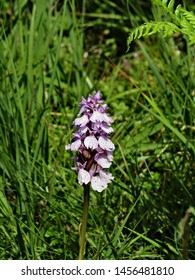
{"left": 98, "top": 136, "right": 115, "bottom": 151}
{"left": 99, "top": 170, "right": 114, "bottom": 184}
{"left": 90, "top": 111, "right": 105, "bottom": 122}
{"left": 78, "top": 169, "right": 90, "bottom": 185}
{"left": 74, "top": 114, "right": 89, "bottom": 127}
{"left": 65, "top": 144, "right": 71, "bottom": 150}
{"left": 84, "top": 135, "right": 98, "bottom": 149}
{"left": 95, "top": 154, "right": 112, "bottom": 168}
{"left": 101, "top": 124, "right": 114, "bottom": 134}
{"left": 91, "top": 170, "right": 114, "bottom": 192}
{"left": 91, "top": 176, "right": 107, "bottom": 192}
{"left": 70, "top": 139, "right": 81, "bottom": 151}
{"left": 90, "top": 111, "right": 113, "bottom": 124}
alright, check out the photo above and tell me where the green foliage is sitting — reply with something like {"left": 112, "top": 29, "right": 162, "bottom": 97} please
{"left": 0, "top": 0, "right": 195, "bottom": 260}
{"left": 128, "top": 0, "right": 195, "bottom": 48}
{"left": 127, "top": 21, "right": 180, "bottom": 46}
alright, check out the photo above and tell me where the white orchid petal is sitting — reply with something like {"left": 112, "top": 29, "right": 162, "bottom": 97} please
{"left": 90, "top": 111, "right": 114, "bottom": 125}
{"left": 74, "top": 115, "right": 89, "bottom": 127}
{"left": 70, "top": 139, "right": 81, "bottom": 151}
{"left": 101, "top": 125, "right": 114, "bottom": 134}
{"left": 103, "top": 113, "right": 114, "bottom": 123}
{"left": 95, "top": 156, "right": 112, "bottom": 168}
{"left": 79, "top": 126, "right": 88, "bottom": 134}
{"left": 78, "top": 169, "right": 90, "bottom": 185}
{"left": 65, "top": 144, "right": 71, "bottom": 150}
{"left": 91, "top": 176, "right": 107, "bottom": 192}
{"left": 90, "top": 111, "right": 104, "bottom": 122}
{"left": 84, "top": 135, "right": 98, "bottom": 149}
{"left": 98, "top": 136, "right": 115, "bottom": 151}
{"left": 99, "top": 170, "right": 114, "bottom": 184}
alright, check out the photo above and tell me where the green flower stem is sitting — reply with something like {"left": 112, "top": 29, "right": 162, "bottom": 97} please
{"left": 78, "top": 184, "right": 90, "bottom": 260}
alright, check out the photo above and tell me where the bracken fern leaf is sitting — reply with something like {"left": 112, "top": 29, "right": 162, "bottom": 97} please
{"left": 127, "top": 0, "right": 195, "bottom": 48}
{"left": 127, "top": 21, "right": 180, "bottom": 49}
{"left": 153, "top": 0, "right": 176, "bottom": 14}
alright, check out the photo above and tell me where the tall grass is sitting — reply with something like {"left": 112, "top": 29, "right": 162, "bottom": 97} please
{"left": 0, "top": 0, "right": 195, "bottom": 260}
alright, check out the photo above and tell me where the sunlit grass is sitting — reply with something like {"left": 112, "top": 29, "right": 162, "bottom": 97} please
{"left": 0, "top": 0, "right": 195, "bottom": 260}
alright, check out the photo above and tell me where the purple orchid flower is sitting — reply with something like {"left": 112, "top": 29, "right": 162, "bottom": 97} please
{"left": 65, "top": 91, "right": 115, "bottom": 192}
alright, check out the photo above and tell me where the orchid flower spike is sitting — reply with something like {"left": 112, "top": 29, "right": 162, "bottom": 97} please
{"left": 66, "top": 91, "right": 115, "bottom": 192}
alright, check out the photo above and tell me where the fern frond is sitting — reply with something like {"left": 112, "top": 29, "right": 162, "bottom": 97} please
{"left": 188, "top": 35, "right": 195, "bottom": 45}
{"left": 152, "top": 0, "right": 180, "bottom": 25}
{"left": 152, "top": 0, "right": 175, "bottom": 13}
{"left": 127, "top": 0, "right": 195, "bottom": 48}
{"left": 175, "top": 6, "right": 195, "bottom": 44}
{"left": 178, "top": 7, "right": 195, "bottom": 28}
{"left": 127, "top": 21, "right": 180, "bottom": 49}
{"left": 153, "top": 0, "right": 195, "bottom": 29}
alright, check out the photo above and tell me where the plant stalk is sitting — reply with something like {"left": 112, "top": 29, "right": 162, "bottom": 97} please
{"left": 78, "top": 184, "right": 90, "bottom": 260}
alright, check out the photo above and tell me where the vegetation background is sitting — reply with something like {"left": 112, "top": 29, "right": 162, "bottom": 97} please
{"left": 0, "top": 0, "right": 195, "bottom": 260}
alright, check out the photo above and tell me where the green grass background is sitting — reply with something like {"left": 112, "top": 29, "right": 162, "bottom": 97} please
{"left": 0, "top": 0, "right": 195, "bottom": 260}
